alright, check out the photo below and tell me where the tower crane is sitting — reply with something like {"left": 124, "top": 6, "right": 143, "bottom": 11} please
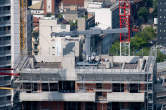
{"left": 119, "top": 0, "right": 131, "bottom": 56}
{"left": 52, "top": 0, "right": 132, "bottom": 57}
{"left": 51, "top": 28, "right": 128, "bottom": 58}
{"left": 20, "top": 0, "right": 27, "bottom": 53}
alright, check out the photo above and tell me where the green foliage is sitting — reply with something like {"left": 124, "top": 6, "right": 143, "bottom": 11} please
{"left": 110, "top": 26, "right": 156, "bottom": 56}
{"left": 131, "top": 26, "right": 156, "bottom": 52}
{"left": 153, "top": 0, "right": 158, "bottom": 8}
{"left": 110, "top": 41, "right": 120, "bottom": 56}
{"left": 135, "top": 47, "right": 151, "bottom": 56}
{"left": 137, "top": 7, "right": 149, "bottom": 22}
{"left": 69, "top": 20, "right": 77, "bottom": 30}
{"left": 157, "top": 50, "right": 166, "bottom": 62}
{"left": 58, "top": 14, "right": 63, "bottom": 19}
{"left": 152, "top": 0, "right": 158, "bottom": 17}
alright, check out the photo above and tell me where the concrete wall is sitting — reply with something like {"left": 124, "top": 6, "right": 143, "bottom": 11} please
{"left": 11, "top": 0, "right": 20, "bottom": 68}
{"left": 107, "top": 93, "right": 145, "bottom": 102}
{"left": 38, "top": 18, "right": 70, "bottom": 62}
{"left": 26, "top": 10, "right": 32, "bottom": 55}
{"left": 20, "top": 92, "right": 95, "bottom": 102}
{"left": 88, "top": 8, "right": 112, "bottom": 29}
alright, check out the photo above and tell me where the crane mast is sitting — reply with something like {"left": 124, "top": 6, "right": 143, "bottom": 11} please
{"left": 19, "top": 0, "right": 27, "bottom": 53}
{"left": 119, "top": 0, "right": 131, "bottom": 56}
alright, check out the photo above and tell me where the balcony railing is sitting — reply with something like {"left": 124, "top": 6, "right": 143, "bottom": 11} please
{"left": 0, "top": 40, "right": 10, "bottom": 46}
{"left": 0, "top": 80, "right": 11, "bottom": 86}
{"left": 0, "top": 10, "right": 10, "bottom": 16}
{"left": 0, "top": 60, "right": 11, "bottom": 66}
{"left": 0, "top": 50, "right": 11, "bottom": 56}
{"left": 0, "top": 31, "right": 11, "bottom": 36}
{"left": 0, "top": 21, "right": 10, "bottom": 26}
{"left": 0, "top": 101, "right": 12, "bottom": 108}
{"left": 0, "top": 90, "right": 11, "bottom": 96}
{"left": 0, "top": 1, "right": 10, "bottom": 6}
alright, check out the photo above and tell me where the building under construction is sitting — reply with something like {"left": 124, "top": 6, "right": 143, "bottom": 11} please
{"left": 0, "top": 0, "right": 156, "bottom": 110}
{"left": 13, "top": 36, "right": 157, "bottom": 110}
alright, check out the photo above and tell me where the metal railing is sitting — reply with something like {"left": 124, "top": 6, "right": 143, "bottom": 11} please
{"left": 0, "top": 50, "right": 11, "bottom": 55}
{"left": 0, "top": 80, "right": 11, "bottom": 86}
{"left": 0, "top": 31, "right": 11, "bottom": 35}
{"left": 0, "top": 40, "right": 10, "bottom": 46}
{"left": 0, "top": 60, "right": 11, "bottom": 66}
{"left": 0, "top": 21, "right": 10, "bottom": 26}
{"left": 0, "top": 1, "right": 10, "bottom": 6}
{"left": 0, "top": 90, "right": 11, "bottom": 96}
{"left": 0, "top": 101, "right": 12, "bottom": 107}
{"left": 0, "top": 10, "right": 10, "bottom": 15}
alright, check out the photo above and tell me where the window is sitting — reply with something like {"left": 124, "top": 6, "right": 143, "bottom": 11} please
{"left": 59, "top": 81, "right": 75, "bottom": 93}
{"left": 130, "top": 84, "right": 139, "bottom": 93}
{"left": 112, "top": 83, "right": 124, "bottom": 92}
{"left": 96, "top": 83, "right": 102, "bottom": 89}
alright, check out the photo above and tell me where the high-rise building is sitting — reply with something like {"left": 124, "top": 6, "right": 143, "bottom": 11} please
{"left": 0, "top": 0, "right": 32, "bottom": 109}
{"left": 0, "top": 0, "right": 20, "bottom": 109}
{"left": 158, "top": 0, "right": 166, "bottom": 46}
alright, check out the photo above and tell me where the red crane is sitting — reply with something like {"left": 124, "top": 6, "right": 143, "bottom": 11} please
{"left": 119, "top": 0, "right": 131, "bottom": 56}
{"left": 0, "top": 68, "right": 19, "bottom": 76}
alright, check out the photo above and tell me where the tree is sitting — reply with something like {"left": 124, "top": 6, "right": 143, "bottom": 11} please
{"left": 138, "top": 7, "right": 149, "bottom": 23}
{"left": 110, "top": 41, "right": 120, "bottom": 56}
{"left": 110, "top": 26, "right": 156, "bottom": 56}
{"left": 157, "top": 50, "right": 166, "bottom": 62}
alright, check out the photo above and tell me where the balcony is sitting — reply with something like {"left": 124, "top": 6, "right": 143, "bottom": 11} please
{"left": 0, "top": 1, "right": 10, "bottom": 7}
{"left": 0, "top": 60, "right": 11, "bottom": 67}
{"left": 0, "top": 90, "right": 11, "bottom": 97}
{"left": 0, "top": 80, "right": 11, "bottom": 86}
{"left": 107, "top": 92, "right": 144, "bottom": 102}
{"left": 0, "top": 11, "right": 10, "bottom": 17}
{"left": 0, "top": 101, "right": 12, "bottom": 108}
{"left": 0, "top": 40, "right": 10, "bottom": 47}
{"left": 0, "top": 21, "right": 10, "bottom": 27}
{"left": 0, "top": 31, "right": 11, "bottom": 37}
{"left": 0, "top": 50, "right": 11, "bottom": 57}
{"left": 20, "top": 92, "right": 95, "bottom": 102}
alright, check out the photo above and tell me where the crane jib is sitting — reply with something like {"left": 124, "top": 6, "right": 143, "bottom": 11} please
{"left": 51, "top": 28, "right": 128, "bottom": 37}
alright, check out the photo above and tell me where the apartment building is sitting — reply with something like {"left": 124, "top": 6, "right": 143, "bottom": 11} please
{"left": 158, "top": 0, "right": 166, "bottom": 46}
{"left": 0, "top": 0, "right": 20, "bottom": 109}
{"left": 0, "top": 0, "right": 32, "bottom": 109}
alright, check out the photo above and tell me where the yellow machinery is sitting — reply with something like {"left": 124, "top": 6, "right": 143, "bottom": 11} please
{"left": 0, "top": 87, "right": 13, "bottom": 90}
{"left": 19, "top": 0, "right": 27, "bottom": 52}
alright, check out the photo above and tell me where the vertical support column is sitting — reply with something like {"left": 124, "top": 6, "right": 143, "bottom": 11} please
{"left": 124, "top": 83, "right": 128, "bottom": 92}
{"left": 51, "top": 0, "right": 55, "bottom": 14}
{"left": 97, "top": 103, "right": 107, "bottom": 110}
{"left": 81, "top": 102, "right": 85, "bottom": 110}
{"left": 85, "top": 34, "right": 91, "bottom": 59}
{"left": 119, "top": 0, "right": 131, "bottom": 56}
{"left": 120, "top": 42, "right": 122, "bottom": 56}
{"left": 37, "top": 83, "right": 42, "bottom": 92}
{"left": 59, "top": 102, "right": 64, "bottom": 110}
{"left": 140, "top": 83, "right": 145, "bottom": 93}
{"left": 44, "top": 0, "right": 47, "bottom": 15}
